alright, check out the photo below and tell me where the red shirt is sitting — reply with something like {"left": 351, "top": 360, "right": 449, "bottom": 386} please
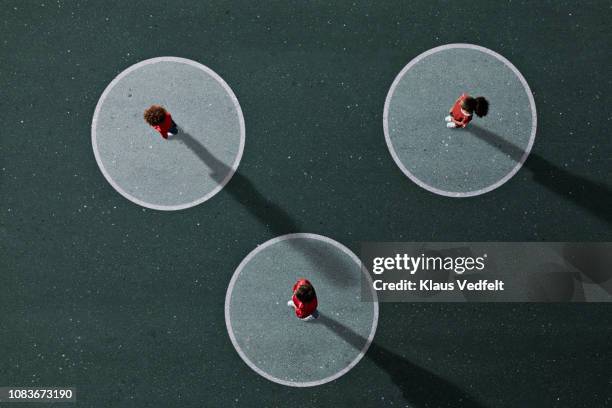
{"left": 153, "top": 113, "right": 173, "bottom": 139}
{"left": 450, "top": 94, "right": 472, "bottom": 128}
{"left": 291, "top": 279, "right": 318, "bottom": 318}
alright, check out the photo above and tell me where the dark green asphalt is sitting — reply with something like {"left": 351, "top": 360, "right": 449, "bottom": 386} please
{"left": 1, "top": 1, "right": 610, "bottom": 407}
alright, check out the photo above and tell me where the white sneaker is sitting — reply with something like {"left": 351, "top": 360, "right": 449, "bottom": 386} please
{"left": 444, "top": 115, "right": 452, "bottom": 122}
{"left": 287, "top": 300, "right": 294, "bottom": 308}
{"left": 299, "top": 310, "right": 319, "bottom": 321}
{"left": 446, "top": 122, "right": 457, "bottom": 128}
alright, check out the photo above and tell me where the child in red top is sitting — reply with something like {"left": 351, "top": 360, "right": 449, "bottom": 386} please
{"left": 287, "top": 279, "right": 318, "bottom": 320}
{"left": 144, "top": 105, "right": 178, "bottom": 139}
{"left": 445, "top": 94, "right": 489, "bottom": 128}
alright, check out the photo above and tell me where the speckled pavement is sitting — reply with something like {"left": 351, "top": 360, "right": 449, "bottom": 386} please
{"left": 2, "top": 2, "right": 611, "bottom": 407}
{"left": 92, "top": 57, "right": 244, "bottom": 210}
{"left": 385, "top": 45, "right": 536, "bottom": 196}
{"left": 225, "top": 234, "right": 378, "bottom": 386}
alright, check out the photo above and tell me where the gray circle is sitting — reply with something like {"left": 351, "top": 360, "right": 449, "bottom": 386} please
{"left": 92, "top": 57, "right": 245, "bottom": 210}
{"left": 225, "top": 233, "right": 379, "bottom": 387}
{"left": 383, "top": 44, "right": 537, "bottom": 197}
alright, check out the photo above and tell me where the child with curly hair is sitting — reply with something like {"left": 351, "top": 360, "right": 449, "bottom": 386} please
{"left": 287, "top": 278, "right": 319, "bottom": 321}
{"left": 445, "top": 94, "right": 489, "bottom": 128}
{"left": 144, "top": 105, "right": 178, "bottom": 139}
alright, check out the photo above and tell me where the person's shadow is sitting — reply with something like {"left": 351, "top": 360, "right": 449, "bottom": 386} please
{"left": 172, "top": 129, "right": 488, "bottom": 406}
{"left": 316, "top": 312, "right": 486, "bottom": 408}
{"left": 172, "top": 128, "right": 299, "bottom": 231}
{"left": 467, "top": 126, "right": 612, "bottom": 297}
{"left": 466, "top": 124, "right": 612, "bottom": 225}
{"left": 170, "top": 129, "right": 358, "bottom": 287}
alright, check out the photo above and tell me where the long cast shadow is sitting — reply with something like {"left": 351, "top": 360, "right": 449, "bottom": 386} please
{"left": 561, "top": 243, "right": 612, "bottom": 296}
{"left": 467, "top": 124, "right": 612, "bottom": 225}
{"left": 175, "top": 130, "right": 299, "bottom": 232}
{"left": 171, "top": 130, "right": 357, "bottom": 287}
{"left": 316, "top": 312, "right": 486, "bottom": 408}
{"left": 177, "top": 130, "right": 487, "bottom": 405}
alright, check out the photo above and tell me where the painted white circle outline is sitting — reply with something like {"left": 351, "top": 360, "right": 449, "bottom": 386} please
{"left": 91, "top": 56, "right": 246, "bottom": 211}
{"left": 224, "top": 233, "right": 380, "bottom": 387}
{"left": 383, "top": 43, "right": 538, "bottom": 198}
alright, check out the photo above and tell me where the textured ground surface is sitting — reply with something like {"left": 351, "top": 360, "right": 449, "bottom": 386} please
{"left": 93, "top": 58, "right": 243, "bottom": 209}
{"left": 1, "top": 1, "right": 610, "bottom": 407}
{"left": 226, "top": 235, "right": 376, "bottom": 385}
{"left": 386, "top": 46, "right": 534, "bottom": 195}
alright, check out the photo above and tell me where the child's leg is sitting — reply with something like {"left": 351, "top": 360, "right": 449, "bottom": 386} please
{"left": 168, "top": 120, "right": 178, "bottom": 135}
{"left": 299, "top": 310, "right": 319, "bottom": 322}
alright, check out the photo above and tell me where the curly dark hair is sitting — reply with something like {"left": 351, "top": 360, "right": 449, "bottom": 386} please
{"left": 144, "top": 105, "right": 167, "bottom": 126}
{"left": 461, "top": 96, "right": 489, "bottom": 118}
{"left": 295, "top": 283, "right": 316, "bottom": 302}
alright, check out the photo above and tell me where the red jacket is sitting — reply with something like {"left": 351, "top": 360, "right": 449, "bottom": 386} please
{"left": 450, "top": 94, "right": 472, "bottom": 128}
{"left": 153, "top": 113, "right": 173, "bottom": 139}
{"left": 291, "top": 279, "right": 318, "bottom": 318}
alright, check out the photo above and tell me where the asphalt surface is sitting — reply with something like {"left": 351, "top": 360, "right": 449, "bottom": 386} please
{"left": 385, "top": 45, "right": 534, "bottom": 195}
{"left": 93, "top": 57, "right": 243, "bottom": 209}
{"left": 1, "top": 1, "right": 611, "bottom": 407}
{"left": 226, "top": 234, "right": 376, "bottom": 386}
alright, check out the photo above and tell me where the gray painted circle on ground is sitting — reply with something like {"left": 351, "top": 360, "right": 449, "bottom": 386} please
{"left": 384, "top": 44, "right": 537, "bottom": 197}
{"left": 92, "top": 57, "right": 245, "bottom": 210}
{"left": 225, "top": 233, "right": 379, "bottom": 387}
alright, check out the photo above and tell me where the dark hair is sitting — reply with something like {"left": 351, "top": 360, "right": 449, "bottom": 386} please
{"left": 295, "top": 283, "right": 316, "bottom": 302}
{"left": 144, "top": 104, "right": 167, "bottom": 126}
{"left": 461, "top": 96, "right": 489, "bottom": 118}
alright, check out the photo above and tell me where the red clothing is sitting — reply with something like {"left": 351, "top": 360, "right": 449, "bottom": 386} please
{"left": 450, "top": 94, "right": 472, "bottom": 128}
{"left": 153, "top": 113, "right": 173, "bottom": 139}
{"left": 291, "top": 279, "right": 318, "bottom": 319}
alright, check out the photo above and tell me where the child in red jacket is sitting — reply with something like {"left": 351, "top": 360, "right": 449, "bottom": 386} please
{"left": 445, "top": 94, "right": 489, "bottom": 128}
{"left": 287, "top": 279, "right": 319, "bottom": 320}
{"left": 144, "top": 105, "right": 178, "bottom": 139}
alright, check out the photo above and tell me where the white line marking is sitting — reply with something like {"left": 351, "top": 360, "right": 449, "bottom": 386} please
{"left": 225, "top": 233, "right": 379, "bottom": 387}
{"left": 383, "top": 43, "right": 538, "bottom": 197}
{"left": 91, "top": 56, "right": 245, "bottom": 210}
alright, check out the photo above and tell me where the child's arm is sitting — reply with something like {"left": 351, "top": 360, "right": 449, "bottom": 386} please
{"left": 152, "top": 125, "right": 169, "bottom": 139}
{"left": 451, "top": 117, "right": 465, "bottom": 127}
{"left": 450, "top": 96, "right": 463, "bottom": 113}
{"left": 294, "top": 304, "right": 305, "bottom": 318}
{"left": 455, "top": 117, "right": 470, "bottom": 128}
{"left": 156, "top": 129, "right": 168, "bottom": 139}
